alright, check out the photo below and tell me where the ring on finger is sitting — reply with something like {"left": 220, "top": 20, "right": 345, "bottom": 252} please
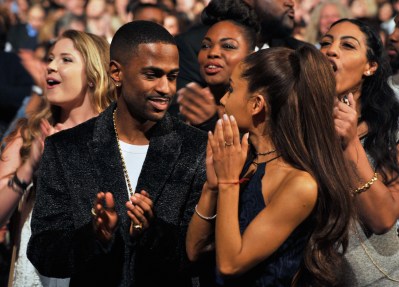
{"left": 91, "top": 208, "right": 97, "bottom": 217}
{"left": 132, "top": 222, "right": 143, "bottom": 232}
{"left": 224, "top": 141, "right": 233, "bottom": 147}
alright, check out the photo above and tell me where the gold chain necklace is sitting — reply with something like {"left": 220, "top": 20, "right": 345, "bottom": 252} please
{"left": 113, "top": 108, "right": 134, "bottom": 198}
{"left": 355, "top": 224, "right": 399, "bottom": 282}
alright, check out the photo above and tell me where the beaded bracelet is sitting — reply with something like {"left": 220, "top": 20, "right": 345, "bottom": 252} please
{"left": 7, "top": 173, "right": 33, "bottom": 195}
{"left": 195, "top": 204, "right": 216, "bottom": 221}
{"left": 352, "top": 172, "right": 378, "bottom": 195}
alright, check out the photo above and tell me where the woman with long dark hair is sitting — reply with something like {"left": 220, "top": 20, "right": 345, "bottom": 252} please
{"left": 320, "top": 18, "right": 399, "bottom": 286}
{"left": 186, "top": 45, "right": 353, "bottom": 286}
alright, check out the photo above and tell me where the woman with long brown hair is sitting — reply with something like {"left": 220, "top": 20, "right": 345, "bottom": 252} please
{"left": 186, "top": 45, "right": 353, "bottom": 286}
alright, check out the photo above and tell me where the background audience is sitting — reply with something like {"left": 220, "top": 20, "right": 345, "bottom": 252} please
{"left": 1, "top": 0, "right": 399, "bottom": 285}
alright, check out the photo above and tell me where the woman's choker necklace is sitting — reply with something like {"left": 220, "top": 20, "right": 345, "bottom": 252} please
{"left": 256, "top": 149, "right": 276, "bottom": 156}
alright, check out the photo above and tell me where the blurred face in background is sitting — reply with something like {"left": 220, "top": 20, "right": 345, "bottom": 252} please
{"left": 249, "top": 0, "right": 295, "bottom": 37}
{"left": 64, "top": 0, "right": 86, "bottom": 16}
{"left": 388, "top": 14, "right": 399, "bottom": 70}
{"left": 28, "top": 5, "right": 45, "bottom": 31}
{"left": 132, "top": 7, "right": 164, "bottom": 25}
{"left": 198, "top": 20, "right": 251, "bottom": 88}
{"left": 164, "top": 14, "right": 180, "bottom": 36}
{"left": 319, "top": 3, "right": 341, "bottom": 35}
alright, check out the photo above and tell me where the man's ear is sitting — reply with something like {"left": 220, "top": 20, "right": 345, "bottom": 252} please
{"left": 110, "top": 60, "right": 122, "bottom": 84}
{"left": 251, "top": 93, "right": 266, "bottom": 116}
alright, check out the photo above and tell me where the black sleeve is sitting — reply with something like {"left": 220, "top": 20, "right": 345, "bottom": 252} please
{"left": 27, "top": 138, "right": 118, "bottom": 278}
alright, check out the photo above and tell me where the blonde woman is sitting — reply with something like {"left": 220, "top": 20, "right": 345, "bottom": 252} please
{"left": 0, "top": 30, "right": 115, "bottom": 286}
{"left": 304, "top": 0, "right": 351, "bottom": 47}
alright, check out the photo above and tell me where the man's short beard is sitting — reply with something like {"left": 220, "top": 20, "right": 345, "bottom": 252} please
{"left": 391, "top": 59, "right": 399, "bottom": 74}
{"left": 260, "top": 17, "right": 294, "bottom": 39}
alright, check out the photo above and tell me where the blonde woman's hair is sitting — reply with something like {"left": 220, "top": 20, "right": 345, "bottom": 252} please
{"left": 304, "top": 0, "right": 351, "bottom": 45}
{"left": 2, "top": 30, "right": 116, "bottom": 163}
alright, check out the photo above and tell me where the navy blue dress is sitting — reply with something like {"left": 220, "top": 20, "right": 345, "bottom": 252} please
{"left": 217, "top": 160, "right": 313, "bottom": 287}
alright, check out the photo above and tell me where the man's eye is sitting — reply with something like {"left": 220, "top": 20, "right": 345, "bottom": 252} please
{"left": 168, "top": 74, "right": 178, "bottom": 81}
{"left": 145, "top": 73, "right": 156, "bottom": 79}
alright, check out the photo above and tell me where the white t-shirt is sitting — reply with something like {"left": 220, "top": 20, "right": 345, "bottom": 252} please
{"left": 388, "top": 75, "right": 399, "bottom": 101}
{"left": 119, "top": 141, "right": 149, "bottom": 199}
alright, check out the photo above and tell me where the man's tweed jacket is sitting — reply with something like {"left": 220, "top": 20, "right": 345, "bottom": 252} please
{"left": 27, "top": 102, "right": 207, "bottom": 287}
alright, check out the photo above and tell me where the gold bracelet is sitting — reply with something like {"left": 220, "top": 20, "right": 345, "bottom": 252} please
{"left": 352, "top": 172, "right": 378, "bottom": 195}
{"left": 194, "top": 204, "right": 216, "bottom": 221}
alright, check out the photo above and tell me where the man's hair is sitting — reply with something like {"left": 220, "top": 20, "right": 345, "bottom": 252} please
{"left": 110, "top": 20, "right": 176, "bottom": 64}
{"left": 126, "top": 2, "right": 165, "bottom": 15}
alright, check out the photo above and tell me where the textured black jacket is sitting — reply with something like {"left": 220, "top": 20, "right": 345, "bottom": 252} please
{"left": 27, "top": 103, "right": 207, "bottom": 287}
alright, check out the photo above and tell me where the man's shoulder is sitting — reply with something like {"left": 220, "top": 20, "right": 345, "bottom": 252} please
{"left": 48, "top": 104, "right": 114, "bottom": 146}
{"left": 171, "top": 115, "right": 207, "bottom": 140}
{"left": 47, "top": 116, "right": 97, "bottom": 146}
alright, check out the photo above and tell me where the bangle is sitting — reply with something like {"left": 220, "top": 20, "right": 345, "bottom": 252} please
{"left": 195, "top": 204, "right": 216, "bottom": 221}
{"left": 352, "top": 172, "right": 378, "bottom": 195}
{"left": 7, "top": 173, "right": 33, "bottom": 195}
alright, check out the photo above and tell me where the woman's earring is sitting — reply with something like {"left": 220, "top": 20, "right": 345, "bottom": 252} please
{"left": 115, "top": 82, "right": 120, "bottom": 87}
{"left": 88, "top": 82, "right": 94, "bottom": 87}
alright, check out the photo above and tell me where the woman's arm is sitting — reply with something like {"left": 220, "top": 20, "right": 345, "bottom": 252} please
{"left": 334, "top": 94, "right": 399, "bottom": 233}
{"left": 186, "top": 181, "right": 218, "bottom": 261}
{"left": 186, "top": 141, "right": 218, "bottom": 261}
{"left": 216, "top": 172, "right": 317, "bottom": 276}
{"left": 0, "top": 133, "right": 42, "bottom": 226}
{"left": 0, "top": 136, "right": 24, "bottom": 227}
{"left": 343, "top": 138, "right": 399, "bottom": 233}
{"left": 208, "top": 115, "right": 318, "bottom": 276}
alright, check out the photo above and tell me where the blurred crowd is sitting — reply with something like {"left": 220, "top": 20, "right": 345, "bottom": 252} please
{"left": 1, "top": 0, "right": 399, "bottom": 286}
{"left": 0, "top": 0, "right": 399, "bottom": 138}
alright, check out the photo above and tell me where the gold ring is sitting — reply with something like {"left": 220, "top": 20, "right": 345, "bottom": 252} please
{"left": 133, "top": 223, "right": 143, "bottom": 231}
{"left": 91, "top": 208, "right": 97, "bottom": 217}
{"left": 224, "top": 141, "right": 233, "bottom": 147}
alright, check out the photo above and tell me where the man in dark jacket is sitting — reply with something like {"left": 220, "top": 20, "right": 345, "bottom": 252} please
{"left": 27, "top": 21, "right": 207, "bottom": 287}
